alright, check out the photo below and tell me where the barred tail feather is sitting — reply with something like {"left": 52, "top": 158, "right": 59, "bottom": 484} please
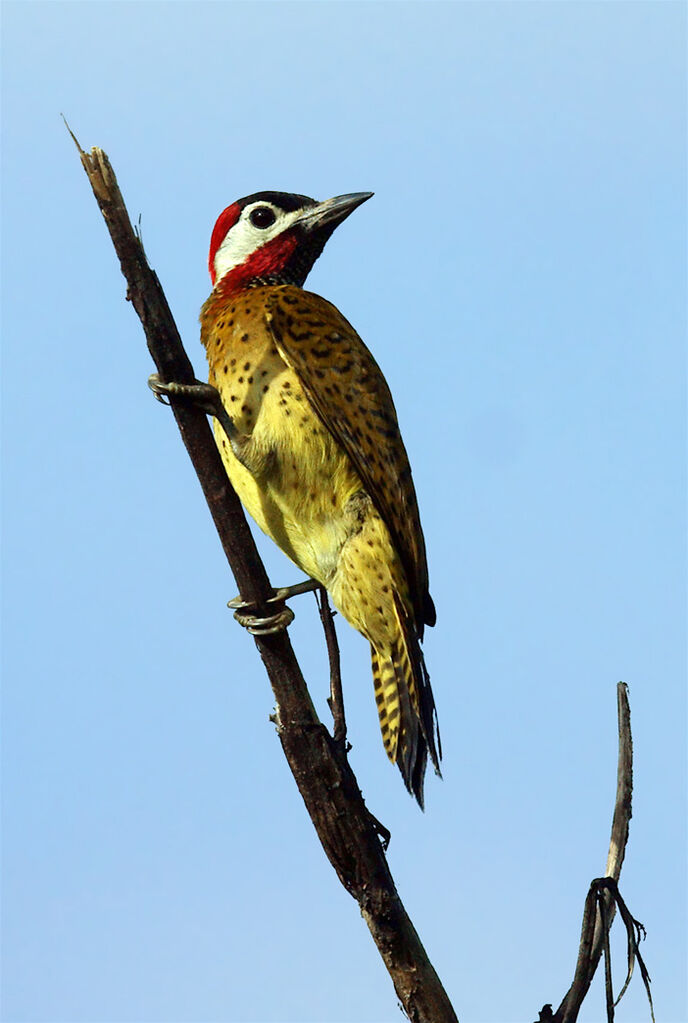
{"left": 371, "top": 595, "right": 441, "bottom": 808}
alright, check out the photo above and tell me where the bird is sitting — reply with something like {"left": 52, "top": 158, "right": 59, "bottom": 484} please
{"left": 156, "top": 190, "right": 440, "bottom": 805}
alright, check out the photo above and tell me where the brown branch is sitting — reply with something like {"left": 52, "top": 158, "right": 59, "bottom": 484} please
{"left": 316, "top": 586, "right": 347, "bottom": 746}
{"left": 544, "top": 683, "right": 653, "bottom": 1023}
{"left": 72, "top": 132, "right": 458, "bottom": 1023}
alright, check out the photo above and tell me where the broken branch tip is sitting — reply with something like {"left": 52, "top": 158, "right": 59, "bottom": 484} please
{"left": 61, "top": 114, "right": 85, "bottom": 155}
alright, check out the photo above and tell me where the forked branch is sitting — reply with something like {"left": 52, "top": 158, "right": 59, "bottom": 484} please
{"left": 537, "top": 683, "right": 654, "bottom": 1023}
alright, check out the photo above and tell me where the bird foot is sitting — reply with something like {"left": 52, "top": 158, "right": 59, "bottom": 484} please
{"left": 271, "top": 579, "right": 321, "bottom": 602}
{"left": 231, "top": 604, "right": 295, "bottom": 636}
{"left": 148, "top": 374, "right": 239, "bottom": 445}
{"left": 228, "top": 580, "right": 320, "bottom": 636}
{"left": 148, "top": 374, "right": 223, "bottom": 416}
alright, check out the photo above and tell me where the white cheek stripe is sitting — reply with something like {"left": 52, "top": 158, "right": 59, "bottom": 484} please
{"left": 214, "top": 203, "right": 302, "bottom": 284}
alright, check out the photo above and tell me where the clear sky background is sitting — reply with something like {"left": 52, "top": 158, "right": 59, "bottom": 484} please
{"left": 2, "top": 3, "right": 685, "bottom": 1022}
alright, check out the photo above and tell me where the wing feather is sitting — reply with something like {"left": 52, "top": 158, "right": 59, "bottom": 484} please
{"left": 266, "top": 286, "right": 435, "bottom": 632}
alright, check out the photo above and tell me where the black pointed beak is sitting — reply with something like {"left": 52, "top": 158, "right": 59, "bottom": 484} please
{"left": 297, "top": 191, "right": 374, "bottom": 232}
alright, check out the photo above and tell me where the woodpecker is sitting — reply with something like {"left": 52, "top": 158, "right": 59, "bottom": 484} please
{"left": 157, "top": 191, "right": 441, "bottom": 805}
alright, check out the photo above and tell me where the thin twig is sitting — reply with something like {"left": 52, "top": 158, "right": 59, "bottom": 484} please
{"left": 613, "top": 885, "right": 655, "bottom": 1020}
{"left": 316, "top": 586, "right": 347, "bottom": 746}
{"left": 314, "top": 589, "right": 391, "bottom": 847}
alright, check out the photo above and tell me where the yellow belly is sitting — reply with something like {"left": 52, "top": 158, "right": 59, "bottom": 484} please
{"left": 208, "top": 333, "right": 361, "bottom": 585}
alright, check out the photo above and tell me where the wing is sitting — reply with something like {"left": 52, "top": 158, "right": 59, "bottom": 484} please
{"left": 265, "top": 286, "right": 435, "bottom": 633}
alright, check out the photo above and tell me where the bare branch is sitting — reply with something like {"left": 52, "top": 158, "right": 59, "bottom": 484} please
{"left": 73, "top": 135, "right": 458, "bottom": 1023}
{"left": 548, "top": 684, "right": 653, "bottom": 1023}
{"left": 316, "top": 586, "right": 347, "bottom": 746}
{"left": 606, "top": 681, "right": 634, "bottom": 880}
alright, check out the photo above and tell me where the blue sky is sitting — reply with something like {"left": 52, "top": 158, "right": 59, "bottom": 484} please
{"left": 2, "top": 2, "right": 685, "bottom": 1022}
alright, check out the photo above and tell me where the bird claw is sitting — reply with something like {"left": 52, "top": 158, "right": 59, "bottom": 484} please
{"left": 149, "top": 374, "right": 172, "bottom": 405}
{"left": 148, "top": 374, "right": 224, "bottom": 417}
{"left": 231, "top": 605, "right": 295, "bottom": 636}
{"left": 227, "top": 580, "right": 319, "bottom": 636}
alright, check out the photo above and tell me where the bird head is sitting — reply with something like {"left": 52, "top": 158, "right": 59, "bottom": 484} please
{"left": 208, "top": 190, "right": 373, "bottom": 293}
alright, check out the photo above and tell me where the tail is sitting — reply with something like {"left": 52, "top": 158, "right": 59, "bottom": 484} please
{"left": 371, "top": 595, "right": 441, "bottom": 808}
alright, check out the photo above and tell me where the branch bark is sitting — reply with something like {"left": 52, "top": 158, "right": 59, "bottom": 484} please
{"left": 72, "top": 133, "right": 458, "bottom": 1023}
{"left": 544, "top": 682, "right": 653, "bottom": 1023}
{"left": 555, "top": 682, "right": 632, "bottom": 1022}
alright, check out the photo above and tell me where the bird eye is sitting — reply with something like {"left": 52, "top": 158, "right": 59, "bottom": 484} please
{"left": 249, "top": 206, "right": 277, "bottom": 229}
